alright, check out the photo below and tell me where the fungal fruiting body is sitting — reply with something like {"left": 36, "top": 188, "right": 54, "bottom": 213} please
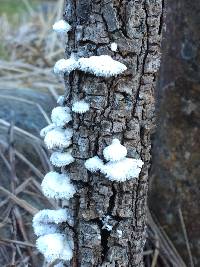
{"left": 36, "top": 233, "right": 73, "bottom": 263}
{"left": 78, "top": 55, "right": 127, "bottom": 77}
{"left": 102, "top": 158, "right": 144, "bottom": 182}
{"left": 57, "top": 95, "right": 65, "bottom": 106}
{"left": 41, "top": 172, "right": 76, "bottom": 200}
{"left": 54, "top": 55, "right": 127, "bottom": 77}
{"left": 85, "top": 139, "right": 144, "bottom": 182}
{"left": 51, "top": 106, "right": 72, "bottom": 127}
{"left": 111, "top": 42, "right": 118, "bottom": 52}
{"left": 33, "top": 209, "right": 73, "bottom": 237}
{"left": 50, "top": 151, "right": 74, "bottom": 167}
{"left": 35, "top": 13, "right": 130, "bottom": 264}
{"left": 72, "top": 100, "right": 90, "bottom": 114}
{"left": 103, "top": 139, "right": 127, "bottom": 161}
{"left": 54, "top": 58, "right": 78, "bottom": 75}
{"left": 84, "top": 156, "right": 104, "bottom": 172}
{"left": 44, "top": 127, "right": 73, "bottom": 150}
{"left": 53, "top": 20, "right": 71, "bottom": 35}
{"left": 40, "top": 123, "right": 56, "bottom": 138}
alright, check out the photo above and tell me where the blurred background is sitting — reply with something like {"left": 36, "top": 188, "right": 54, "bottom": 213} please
{"left": 0, "top": 0, "right": 199, "bottom": 266}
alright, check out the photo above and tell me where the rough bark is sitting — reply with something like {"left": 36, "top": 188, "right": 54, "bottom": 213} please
{"left": 63, "top": 1, "right": 163, "bottom": 266}
{"left": 149, "top": 0, "right": 200, "bottom": 266}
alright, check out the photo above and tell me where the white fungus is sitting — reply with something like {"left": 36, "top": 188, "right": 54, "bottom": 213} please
{"left": 54, "top": 58, "right": 78, "bottom": 75}
{"left": 103, "top": 139, "right": 127, "bottom": 162}
{"left": 33, "top": 222, "right": 58, "bottom": 237}
{"left": 40, "top": 123, "right": 56, "bottom": 138}
{"left": 44, "top": 127, "right": 73, "bottom": 150}
{"left": 51, "top": 106, "right": 72, "bottom": 127}
{"left": 85, "top": 156, "right": 104, "bottom": 172}
{"left": 33, "top": 209, "right": 71, "bottom": 225}
{"left": 41, "top": 172, "right": 76, "bottom": 200}
{"left": 33, "top": 209, "right": 73, "bottom": 237}
{"left": 53, "top": 20, "right": 71, "bottom": 35}
{"left": 36, "top": 233, "right": 73, "bottom": 263}
{"left": 57, "top": 95, "right": 65, "bottom": 106}
{"left": 50, "top": 151, "right": 75, "bottom": 167}
{"left": 78, "top": 55, "right": 127, "bottom": 77}
{"left": 54, "top": 263, "right": 65, "bottom": 267}
{"left": 111, "top": 42, "right": 118, "bottom": 52}
{"left": 117, "top": 230, "right": 122, "bottom": 238}
{"left": 72, "top": 100, "right": 90, "bottom": 114}
{"left": 101, "top": 158, "right": 144, "bottom": 182}
{"left": 85, "top": 139, "right": 144, "bottom": 182}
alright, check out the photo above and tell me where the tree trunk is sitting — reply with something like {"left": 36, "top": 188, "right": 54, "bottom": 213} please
{"left": 149, "top": 0, "right": 200, "bottom": 266}
{"left": 63, "top": 1, "right": 163, "bottom": 266}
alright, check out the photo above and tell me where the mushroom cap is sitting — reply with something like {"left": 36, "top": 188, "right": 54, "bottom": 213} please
{"left": 50, "top": 151, "right": 74, "bottom": 167}
{"left": 41, "top": 172, "right": 76, "bottom": 200}
{"left": 101, "top": 158, "right": 144, "bottom": 182}
{"left": 103, "top": 139, "right": 127, "bottom": 162}
{"left": 51, "top": 106, "right": 72, "bottom": 127}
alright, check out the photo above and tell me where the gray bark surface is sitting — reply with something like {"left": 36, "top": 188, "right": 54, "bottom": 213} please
{"left": 63, "top": 1, "right": 163, "bottom": 266}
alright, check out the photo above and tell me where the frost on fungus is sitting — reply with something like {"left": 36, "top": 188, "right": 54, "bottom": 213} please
{"left": 44, "top": 127, "right": 72, "bottom": 150}
{"left": 72, "top": 100, "right": 90, "bottom": 114}
{"left": 54, "top": 58, "right": 79, "bottom": 75}
{"left": 78, "top": 55, "right": 127, "bottom": 77}
{"left": 41, "top": 172, "right": 76, "bottom": 200}
{"left": 85, "top": 139, "right": 144, "bottom": 182}
{"left": 33, "top": 209, "right": 71, "bottom": 237}
{"left": 51, "top": 106, "right": 72, "bottom": 127}
{"left": 50, "top": 151, "right": 75, "bottom": 167}
{"left": 36, "top": 233, "right": 73, "bottom": 263}
{"left": 34, "top": 9, "right": 133, "bottom": 264}
{"left": 40, "top": 123, "right": 56, "bottom": 138}
{"left": 53, "top": 20, "right": 71, "bottom": 35}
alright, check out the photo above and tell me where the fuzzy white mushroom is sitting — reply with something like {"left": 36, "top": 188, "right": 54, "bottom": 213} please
{"left": 72, "top": 100, "right": 90, "bottom": 114}
{"left": 54, "top": 58, "right": 78, "bottom": 75}
{"left": 33, "top": 209, "right": 73, "bottom": 236}
{"left": 85, "top": 139, "right": 144, "bottom": 182}
{"left": 50, "top": 151, "right": 75, "bottom": 167}
{"left": 33, "top": 223, "right": 58, "bottom": 237}
{"left": 101, "top": 158, "right": 144, "bottom": 182}
{"left": 51, "top": 106, "right": 72, "bottom": 127}
{"left": 41, "top": 172, "right": 76, "bottom": 200}
{"left": 57, "top": 95, "right": 65, "bottom": 106}
{"left": 85, "top": 156, "right": 104, "bottom": 172}
{"left": 53, "top": 20, "right": 71, "bottom": 35}
{"left": 36, "top": 233, "right": 73, "bottom": 263}
{"left": 111, "top": 42, "right": 118, "bottom": 52}
{"left": 78, "top": 55, "right": 127, "bottom": 77}
{"left": 103, "top": 139, "right": 127, "bottom": 162}
{"left": 44, "top": 127, "right": 73, "bottom": 150}
{"left": 54, "top": 263, "right": 65, "bottom": 267}
{"left": 40, "top": 124, "right": 56, "bottom": 138}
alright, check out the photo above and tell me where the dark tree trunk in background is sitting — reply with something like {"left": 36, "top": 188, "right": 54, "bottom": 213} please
{"left": 63, "top": 1, "right": 163, "bottom": 266}
{"left": 149, "top": 0, "right": 200, "bottom": 266}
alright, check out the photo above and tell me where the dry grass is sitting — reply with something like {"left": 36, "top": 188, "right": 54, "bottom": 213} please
{"left": 0, "top": 1, "right": 187, "bottom": 266}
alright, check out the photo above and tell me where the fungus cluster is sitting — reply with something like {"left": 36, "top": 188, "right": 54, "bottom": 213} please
{"left": 85, "top": 139, "right": 144, "bottom": 182}
{"left": 33, "top": 16, "right": 138, "bottom": 266}
{"left": 54, "top": 54, "right": 127, "bottom": 77}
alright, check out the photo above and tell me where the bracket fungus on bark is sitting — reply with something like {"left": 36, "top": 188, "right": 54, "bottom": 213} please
{"left": 72, "top": 100, "right": 90, "bottom": 114}
{"left": 51, "top": 106, "right": 72, "bottom": 127}
{"left": 36, "top": 233, "right": 73, "bottom": 263}
{"left": 85, "top": 139, "right": 144, "bottom": 182}
{"left": 53, "top": 20, "right": 71, "bottom": 35}
{"left": 50, "top": 151, "right": 75, "bottom": 167}
{"left": 33, "top": 209, "right": 72, "bottom": 237}
{"left": 44, "top": 127, "right": 72, "bottom": 150}
{"left": 41, "top": 171, "right": 76, "bottom": 200}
